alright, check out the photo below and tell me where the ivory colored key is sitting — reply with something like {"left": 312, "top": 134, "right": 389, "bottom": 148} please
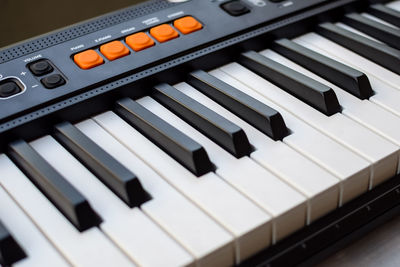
{"left": 294, "top": 33, "right": 400, "bottom": 117}
{"left": 31, "top": 135, "right": 197, "bottom": 267}
{"left": 174, "top": 82, "right": 340, "bottom": 223}
{"left": 262, "top": 49, "right": 400, "bottom": 160}
{"left": 295, "top": 32, "right": 400, "bottom": 92}
{"left": 93, "top": 111, "right": 272, "bottom": 263}
{"left": 140, "top": 96, "right": 307, "bottom": 242}
{"left": 0, "top": 186, "right": 68, "bottom": 267}
{"left": 387, "top": 1, "right": 400, "bottom": 12}
{"left": 206, "top": 70, "right": 370, "bottom": 205}
{"left": 219, "top": 62, "right": 398, "bottom": 187}
{"left": 0, "top": 154, "right": 135, "bottom": 267}
{"left": 76, "top": 119, "right": 235, "bottom": 267}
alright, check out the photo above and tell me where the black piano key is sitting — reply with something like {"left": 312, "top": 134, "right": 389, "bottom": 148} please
{"left": 187, "top": 70, "right": 289, "bottom": 140}
{"left": 0, "top": 221, "right": 26, "bottom": 266}
{"left": 316, "top": 22, "right": 400, "bottom": 75}
{"left": 239, "top": 50, "right": 341, "bottom": 116}
{"left": 115, "top": 98, "right": 214, "bottom": 177}
{"left": 272, "top": 38, "right": 374, "bottom": 99}
{"left": 54, "top": 122, "right": 150, "bottom": 208}
{"left": 8, "top": 140, "right": 100, "bottom": 231}
{"left": 152, "top": 83, "right": 252, "bottom": 158}
{"left": 368, "top": 4, "right": 400, "bottom": 28}
{"left": 342, "top": 13, "right": 400, "bottom": 50}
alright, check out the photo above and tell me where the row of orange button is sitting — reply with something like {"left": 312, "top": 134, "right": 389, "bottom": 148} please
{"left": 74, "top": 16, "right": 203, "bottom": 70}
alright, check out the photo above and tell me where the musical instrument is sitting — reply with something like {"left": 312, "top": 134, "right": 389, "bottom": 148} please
{"left": 1, "top": 0, "right": 400, "bottom": 266}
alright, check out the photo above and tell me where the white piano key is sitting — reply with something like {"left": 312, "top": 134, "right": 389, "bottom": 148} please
{"left": 139, "top": 96, "right": 307, "bottom": 242}
{"left": 30, "top": 135, "right": 196, "bottom": 267}
{"left": 337, "top": 22, "right": 384, "bottom": 43}
{"left": 93, "top": 111, "right": 272, "bottom": 263}
{"left": 173, "top": 82, "right": 340, "bottom": 223}
{"left": 0, "top": 154, "right": 134, "bottom": 267}
{"left": 262, "top": 49, "right": 400, "bottom": 156}
{"left": 361, "top": 13, "right": 399, "bottom": 29}
{"left": 294, "top": 32, "right": 400, "bottom": 92}
{"left": 292, "top": 32, "right": 400, "bottom": 118}
{"left": 0, "top": 185, "right": 68, "bottom": 267}
{"left": 218, "top": 62, "right": 399, "bottom": 188}
{"left": 76, "top": 119, "right": 235, "bottom": 267}
{"left": 206, "top": 70, "right": 371, "bottom": 204}
{"left": 387, "top": 1, "right": 400, "bottom": 11}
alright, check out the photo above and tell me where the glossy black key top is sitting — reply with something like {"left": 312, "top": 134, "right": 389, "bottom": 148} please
{"left": 368, "top": 4, "right": 400, "bottom": 28}
{"left": 187, "top": 70, "right": 289, "bottom": 140}
{"left": 316, "top": 22, "right": 400, "bottom": 75}
{"left": 272, "top": 38, "right": 374, "bottom": 99}
{"left": 343, "top": 13, "right": 400, "bottom": 50}
{"left": 152, "top": 83, "right": 252, "bottom": 158}
{"left": 0, "top": 220, "right": 26, "bottom": 266}
{"left": 8, "top": 140, "right": 100, "bottom": 231}
{"left": 115, "top": 98, "right": 214, "bottom": 177}
{"left": 54, "top": 122, "right": 150, "bottom": 207}
{"left": 239, "top": 50, "right": 341, "bottom": 116}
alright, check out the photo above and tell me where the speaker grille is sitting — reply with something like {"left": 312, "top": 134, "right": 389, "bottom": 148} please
{"left": 0, "top": 0, "right": 178, "bottom": 64}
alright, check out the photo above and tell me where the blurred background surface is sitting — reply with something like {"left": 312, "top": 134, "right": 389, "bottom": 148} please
{"left": 0, "top": 0, "right": 146, "bottom": 48}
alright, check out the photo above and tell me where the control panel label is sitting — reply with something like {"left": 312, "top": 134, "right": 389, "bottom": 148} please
{"left": 23, "top": 54, "right": 43, "bottom": 63}
{"left": 121, "top": 27, "right": 136, "bottom": 34}
{"left": 71, "top": 44, "right": 85, "bottom": 51}
{"left": 142, "top": 17, "right": 160, "bottom": 26}
{"left": 168, "top": 11, "right": 184, "bottom": 18}
{"left": 95, "top": 35, "right": 112, "bottom": 43}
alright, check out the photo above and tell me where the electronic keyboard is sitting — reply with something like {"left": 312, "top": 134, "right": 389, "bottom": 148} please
{"left": 1, "top": 0, "right": 400, "bottom": 266}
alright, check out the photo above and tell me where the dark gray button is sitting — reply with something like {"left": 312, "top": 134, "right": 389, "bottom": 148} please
{"left": 41, "top": 74, "right": 65, "bottom": 89}
{"left": 221, "top": 1, "right": 250, "bottom": 16}
{"left": 0, "top": 81, "right": 21, "bottom": 98}
{"left": 29, "top": 60, "right": 53, "bottom": 76}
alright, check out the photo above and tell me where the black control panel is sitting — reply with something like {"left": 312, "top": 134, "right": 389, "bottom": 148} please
{"left": 0, "top": 0, "right": 328, "bottom": 121}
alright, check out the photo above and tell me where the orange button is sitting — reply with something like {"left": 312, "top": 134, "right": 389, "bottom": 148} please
{"left": 74, "top": 50, "right": 104, "bottom": 70}
{"left": 100, "top": 41, "right": 130, "bottom": 61}
{"left": 174, "top": 16, "right": 203, "bottom": 34}
{"left": 126, "top": 32, "right": 155, "bottom": 51}
{"left": 150, "top": 24, "right": 179, "bottom": 43}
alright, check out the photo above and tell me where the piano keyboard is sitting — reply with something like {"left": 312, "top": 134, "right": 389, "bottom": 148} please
{"left": 1, "top": 0, "right": 400, "bottom": 266}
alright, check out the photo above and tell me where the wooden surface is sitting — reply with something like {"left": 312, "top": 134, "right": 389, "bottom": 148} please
{"left": 318, "top": 214, "right": 400, "bottom": 267}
